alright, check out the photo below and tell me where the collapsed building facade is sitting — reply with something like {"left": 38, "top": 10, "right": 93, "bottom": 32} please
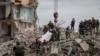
{"left": 0, "top": 0, "right": 38, "bottom": 42}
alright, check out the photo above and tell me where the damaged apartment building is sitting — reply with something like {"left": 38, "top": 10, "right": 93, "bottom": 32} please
{"left": 0, "top": 0, "right": 38, "bottom": 42}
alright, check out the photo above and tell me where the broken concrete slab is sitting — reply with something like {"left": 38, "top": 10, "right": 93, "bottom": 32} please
{"left": 51, "top": 44, "right": 58, "bottom": 54}
{"left": 67, "top": 47, "right": 72, "bottom": 56}
{"left": 75, "top": 39, "right": 82, "bottom": 43}
{"left": 75, "top": 38, "right": 89, "bottom": 51}
{"left": 80, "top": 41, "right": 89, "bottom": 52}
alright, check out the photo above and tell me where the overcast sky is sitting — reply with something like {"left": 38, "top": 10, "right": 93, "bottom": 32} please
{"left": 37, "top": 0, "right": 100, "bottom": 30}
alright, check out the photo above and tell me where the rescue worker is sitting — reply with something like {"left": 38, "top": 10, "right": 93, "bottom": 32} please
{"left": 55, "top": 27, "right": 60, "bottom": 41}
{"left": 43, "top": 25, "right": 49, "bottom": 34}
{"left": 96, "top": 20, "right": 99, "bottom": 35}
{"left": 92, "top": 17, "right": 96, "bottom": 33}
{"left": 65, "top": 26, "right": 70, "bottom": 39}
{"left": 71, "top": 18, "right": 75, "bottom": 32}
{"left": 36, "top": 38, "right": 41, "bottom": 56}
{"left": 79, "top": 21, "right": 85, "bottom": 38}
{"left": 13, "top": 42, "right": 25, "bottom": 56}
{"left": 48, "top": 21, "right": 54, "bottom": 29}
{"left": 51, "top": 28, "right": 56, "bottom": 41}
{"left": 84, "top": 19, "right": 89, "bottom": 33}
{"left": 89, "top": 19, "right": 93, "bottom": 36}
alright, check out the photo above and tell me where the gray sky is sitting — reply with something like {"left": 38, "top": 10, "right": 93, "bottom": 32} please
{"left": 37, "top": 0, "right": 100, "bottom": 30}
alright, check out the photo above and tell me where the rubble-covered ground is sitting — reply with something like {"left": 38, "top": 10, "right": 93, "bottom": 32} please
{"left": 0, "top": 28, "right": 100, "bottom": 56}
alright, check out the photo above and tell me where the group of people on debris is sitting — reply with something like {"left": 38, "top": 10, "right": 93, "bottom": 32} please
{"left": 12, "top": 21, "right": 60, "bottom": 56}
{"left": 79, "top": 17, "right": 99, "bottom": 37}
{"left": 12, "top": 17, "right": 99, "bottom": 56}
{"left": 43, "top": 21, "right": 60, "bottom": 41}
{"left": 65, "top": 18, "right": 75, "bottom": 39}
{"left": 65, "top": 17, "right": 100, "bottom": 39}
{"left": 35, "top": 21, "right": 61, "bottom": 56}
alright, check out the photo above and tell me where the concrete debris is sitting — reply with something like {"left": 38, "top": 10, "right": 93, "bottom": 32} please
{"left": 80, "top": 41, "right": 89, "bottom": 52}
{"left": 0, "top": 40, "right": 15, "bottom": 56}
{"left": 60, "top": 35, "right": 100, "bottom": 56}
{"left": 0, "top": 27, "right": 39, "bottom": 56}
{"left": 0, "top": 27, "right": 100, "bottom": 56}
{"left": 67, "top": 47, "right": 72, "bottom": 56}
{"left": 75, "top": 39, "right": 89, "bottom": 51}
{"left": 75, "top": 39, "right": 82, "bottom": 43}
{"left": 51, "top": 44, "right": 58, "bottom": 54}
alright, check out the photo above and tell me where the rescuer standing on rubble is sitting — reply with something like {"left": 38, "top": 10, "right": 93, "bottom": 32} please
{"left": 89, "top": 19, "right": 93, "bottom": 36}
{"left": 36, "top": 38, "right": 41, "bottom": 56}
{"left": 56, "top": 27, "right": 60, "bottom": 41}
{"left": 43, "top": 25, "right": 49, "bottom": 34}
{"left": 48, "top": 21, "right": 54, "bottom": 29}
{"left": 71, "top": 18, "right": 75, "bottom": 32}
{"left": 48, "top": 21, "right": 55, "bottom": 41}
{"left": 54, "top": 27, "right": 60, "bottom": 41}
{"left": 65, "top": 26, "right": 70, "bottom": 39}
{"left": 79, "top": 21, "right": 85, "bottom": 38}
{"left": 96, "top": 20, "right": 99, "bottom": 34}
{"left": 13, "top": 42, "right": 25, "bottom": 56}
{"left": 92, "top": 17, "right": 96, "bottom": 33}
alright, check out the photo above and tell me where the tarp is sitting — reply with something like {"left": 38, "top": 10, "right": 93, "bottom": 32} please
{"left": 39, "top": 31, "right": 52, "bottom": 43}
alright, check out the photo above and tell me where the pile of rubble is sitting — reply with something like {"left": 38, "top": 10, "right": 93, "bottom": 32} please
{"left": 0, "top": 27, "right": 100, "bottom": 56}
{"left": 60, "top": 34, "right": 100, "bottom": 56}
{"left": 0, "top": 27, "right": 40, "bottom": 56}
{"left": 0, "top": 40, "right": 15, "bottom": 56}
